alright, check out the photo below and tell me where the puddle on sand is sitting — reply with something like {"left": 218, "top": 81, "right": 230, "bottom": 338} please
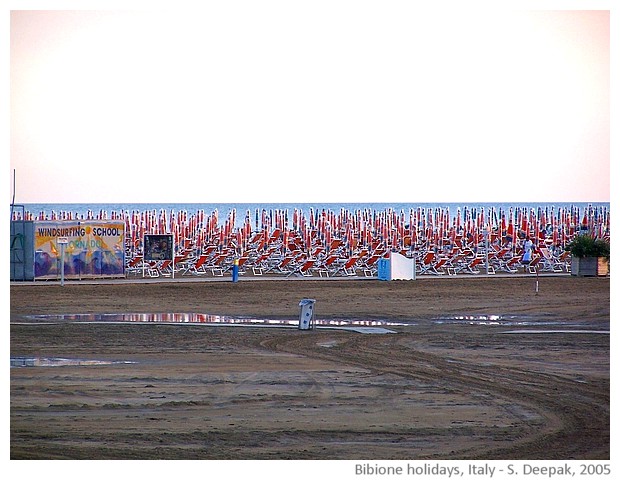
{"left": 19, "top": 313, "right": 606, "bottom": 333}
{"left": 10, "top": 357, "right": 135, "bottom": 368}
{"left": 433, "top": 314, "right": 578, "bottom": 327}
{"left": 23, "top": 313, "right": 410, "bottom": 328}
{"left": 433, "top": 315, "right": 609, "bottom": 334}
{"left": 502, "top": 329, "right": 609, "bottom": 335}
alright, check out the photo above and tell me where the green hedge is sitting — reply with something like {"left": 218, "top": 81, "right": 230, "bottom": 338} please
{"left": 567, "top": 234, "right": 610, "bottom": 260}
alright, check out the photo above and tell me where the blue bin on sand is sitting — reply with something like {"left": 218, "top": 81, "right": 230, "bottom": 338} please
{"left": 377, "top": 258, "right": 390, "bottom": 281}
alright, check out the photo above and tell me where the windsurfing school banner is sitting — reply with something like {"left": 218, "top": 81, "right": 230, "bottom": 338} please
{"left": 34, "top": 220, "right": 125, "bottom": 279}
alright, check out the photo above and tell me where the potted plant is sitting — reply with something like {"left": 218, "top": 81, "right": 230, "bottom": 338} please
{"left": 566, "top": 234, "right": 610, "bottom": 276}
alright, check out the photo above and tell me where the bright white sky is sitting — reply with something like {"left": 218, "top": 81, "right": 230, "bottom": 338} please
{"left": 5, "top": 1, "right": 613, "bottom": 203}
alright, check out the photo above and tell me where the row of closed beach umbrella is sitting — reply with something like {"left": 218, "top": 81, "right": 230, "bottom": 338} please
{"left": 17, "top": 204, "right": 610, "bottom": 277}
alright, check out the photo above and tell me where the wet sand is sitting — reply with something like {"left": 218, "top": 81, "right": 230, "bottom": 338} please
{"left": 10, "top": 275, "right": 610, "bottom": 460}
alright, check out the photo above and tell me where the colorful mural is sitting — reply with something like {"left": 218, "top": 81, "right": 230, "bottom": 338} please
{"left": 34, "top": 221, "right": 125, "bottom": 279}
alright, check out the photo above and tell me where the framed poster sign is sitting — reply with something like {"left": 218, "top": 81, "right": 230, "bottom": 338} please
{"left": 144, "top": 234, "right": 173, "bottom": 261}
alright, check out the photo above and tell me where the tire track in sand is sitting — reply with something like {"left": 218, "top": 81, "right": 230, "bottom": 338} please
{"left": 258, "top": 331, "right": 609, "bottom": 459}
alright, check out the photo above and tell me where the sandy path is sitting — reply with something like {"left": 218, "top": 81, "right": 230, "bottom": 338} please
{"left": 10, "top": 276, "right": 610, "bottom": 459}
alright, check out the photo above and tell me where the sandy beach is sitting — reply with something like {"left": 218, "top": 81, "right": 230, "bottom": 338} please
{"left": 10, "top": 275, "right": 610, "bottom": 460}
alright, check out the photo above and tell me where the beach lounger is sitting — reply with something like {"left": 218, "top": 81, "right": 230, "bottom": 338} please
{"left": 268, "top": 228, "right": 282, "bottom": 245}
{"left": 444, "top": 253, "right": 467, "bottom": 275}
{"left": 496, "top": 255, "right": 520, "bottom": 273}
{"left": 186, "top": 254, "right": 210, "bottom": 275}
{"left": 457, "top": 256, "right": 483, "bottom": 274}
{"left": 328, "top": 239, "right": 343, "bottom": 251}
{"left": 250, "top": 255, "right": 266, "bottom": 275}
{"left": 248, "top": 232, "right": 263, "bottom": 246}
{"left": 208, "top": 253, "right": 228, "bottom": 276}
{"left": 125, "top": 255, "right": 144, "bottom": 276}
{"left": 250, "top": 250, "right": 272, "bottom": 275}
{"left": 317, "top": 255, "right": 339, "bottom": 277}
{"left": 266, "top": 256, "right": 295, "bottom": 275}
{"left": 174, "top": 253, "right": 193, "bottom": 276}
{"left": 331, "top": 256, "right": 360, "bottom": 277}
{"left": 146, "top": 262, "right": 160, "bottom": 278}
{"left": 488, "top": 247, "right": 511, "bottom": 273}
{"left": 557, "top": 250, "right": 571, "bottom": 272}
{"left": 539, "top": 247, "right": 564, "bottom": 272}
{"left": 426, "top": 254, "right": 452, "bottom": 275}
{"left": 527, "top": 255, "right": 542, "bottom": 274}
{"left": 287, "top": 259, "right": 316, "bottom": 277}
{"left": 417, "top": 252, "right": 436, "bottom": 275}
{"left": 158, "top": 260, "right": 173, "bottom": 277}
{"left": 431, "top": 256, "right": 449, "bottom": 275}
{"left": 361, "top": 253, "right": 382, "bottom": 277}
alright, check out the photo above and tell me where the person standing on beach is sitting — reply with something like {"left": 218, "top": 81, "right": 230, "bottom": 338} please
{"left": 522, "top": 236, "right": 534, "bottom": 272}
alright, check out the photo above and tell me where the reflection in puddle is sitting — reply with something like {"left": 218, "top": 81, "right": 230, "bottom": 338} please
{"left": 433, "top": 315, "right": 608, "bottom": 332}
{"left": 433, "top": 314, "right": 570, "bottom": 327}
{"left": 25, "top": 313, "right": 410, "bottom": 328}
{"left": 10, "top": 357, "right": 135, "bottom": 368}
{"left": 20, "top": 313, "right": 603, "bottom": 331}
{"left": 502, "top": 330, "right": 609, "bottom": 335}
